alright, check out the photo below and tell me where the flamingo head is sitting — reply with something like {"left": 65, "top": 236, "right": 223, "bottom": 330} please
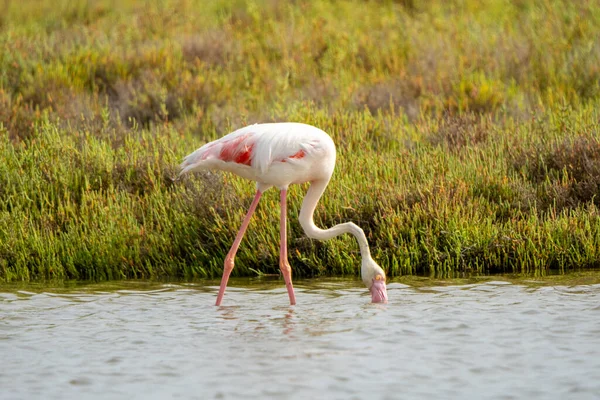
{"left": 361, "top": 257, "right": 388, "bottom": 303}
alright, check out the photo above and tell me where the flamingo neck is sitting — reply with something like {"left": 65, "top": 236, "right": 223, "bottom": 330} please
{"left": 298, "top": 179, "right": 372, "bottom": 260}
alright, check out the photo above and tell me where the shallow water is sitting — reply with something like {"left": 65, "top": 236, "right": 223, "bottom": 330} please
{"left": 2, "top": 276, "right": 600, "bottom": 400}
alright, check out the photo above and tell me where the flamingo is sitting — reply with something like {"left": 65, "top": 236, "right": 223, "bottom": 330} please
{"left": 180, "top": 122, "right": 388, "bottom": 305}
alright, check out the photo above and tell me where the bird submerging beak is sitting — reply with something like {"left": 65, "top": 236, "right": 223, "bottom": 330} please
{"left": 370, "top": 274, "right": 388, "bottom": 303}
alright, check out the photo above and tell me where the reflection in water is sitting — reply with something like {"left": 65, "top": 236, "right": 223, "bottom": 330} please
{"left": 282, "top": 308, "right": 295, "bottom": 336}
{"left": 217, "top": 305, "right": 241, "bottom": 321}
{"left": 1, "top": 278, "right": 600, "bottom": 399}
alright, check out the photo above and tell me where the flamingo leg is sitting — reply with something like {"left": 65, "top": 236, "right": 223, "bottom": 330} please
{"left": 216, "top": 190, "right": 262, "bottom": 306}
{"left": 280, "top": 189, "right": 297, "bottom": 305}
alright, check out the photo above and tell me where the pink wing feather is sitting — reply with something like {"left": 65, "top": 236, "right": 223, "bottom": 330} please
{"left": 215, "top": 133, "right": 254, "bottom": 166}
{"left": 180, "top": 130, "right": 256, "bottom": 174}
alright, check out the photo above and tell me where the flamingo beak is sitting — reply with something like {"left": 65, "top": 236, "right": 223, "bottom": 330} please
{"left": 370, "top": 275, "right": 388, "bottom": 303}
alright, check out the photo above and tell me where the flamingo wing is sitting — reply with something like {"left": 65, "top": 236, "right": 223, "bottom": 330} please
{"left": 180, "top": 123, "right": 323, "bottom": 175}
{"left": 180, "top": 129, "right": 255, "bottom": 174}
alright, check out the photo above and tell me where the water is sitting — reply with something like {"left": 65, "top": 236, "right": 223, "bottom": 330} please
{"left": 2, "top": 276, "right": 600, "bottom": 400}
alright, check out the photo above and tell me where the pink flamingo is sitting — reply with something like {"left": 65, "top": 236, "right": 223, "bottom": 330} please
{"left": 180, "top": 122, "right": 388, "bottom": 306}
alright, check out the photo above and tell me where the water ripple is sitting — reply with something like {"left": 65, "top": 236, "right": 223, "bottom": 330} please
{"left": 1, "top": 279, "right": 600, "bottom": 400}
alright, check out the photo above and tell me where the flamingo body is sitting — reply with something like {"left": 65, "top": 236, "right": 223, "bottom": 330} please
{"left": 180, "top": 123, "right": 336, "bottom": 190}
{"left": 180, "top": 122, "right": 388, "bottom": 305}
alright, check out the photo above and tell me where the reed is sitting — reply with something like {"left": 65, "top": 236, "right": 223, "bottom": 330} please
{"left": 1, "top": 0, "right": 600, "bottom": 281}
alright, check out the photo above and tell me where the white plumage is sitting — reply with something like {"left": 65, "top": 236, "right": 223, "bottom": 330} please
{"left": 180, "top": 122, "right": 336, "bottom": 190}
{"left": 180, "top": 122, "right": 388, "bottom": 305}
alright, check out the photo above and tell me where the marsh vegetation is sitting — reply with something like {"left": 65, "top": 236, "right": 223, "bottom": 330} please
{"left": 1, "top": 0, "right": 600, "bottom": 281}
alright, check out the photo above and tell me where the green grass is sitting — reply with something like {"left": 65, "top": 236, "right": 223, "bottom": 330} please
{"left": 1, "top": 0, "right": 600, "bottom": 282}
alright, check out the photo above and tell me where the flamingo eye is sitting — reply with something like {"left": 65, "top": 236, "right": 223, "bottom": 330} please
{"left": 375, "top": 274, "right": 383, "bottom": 281}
